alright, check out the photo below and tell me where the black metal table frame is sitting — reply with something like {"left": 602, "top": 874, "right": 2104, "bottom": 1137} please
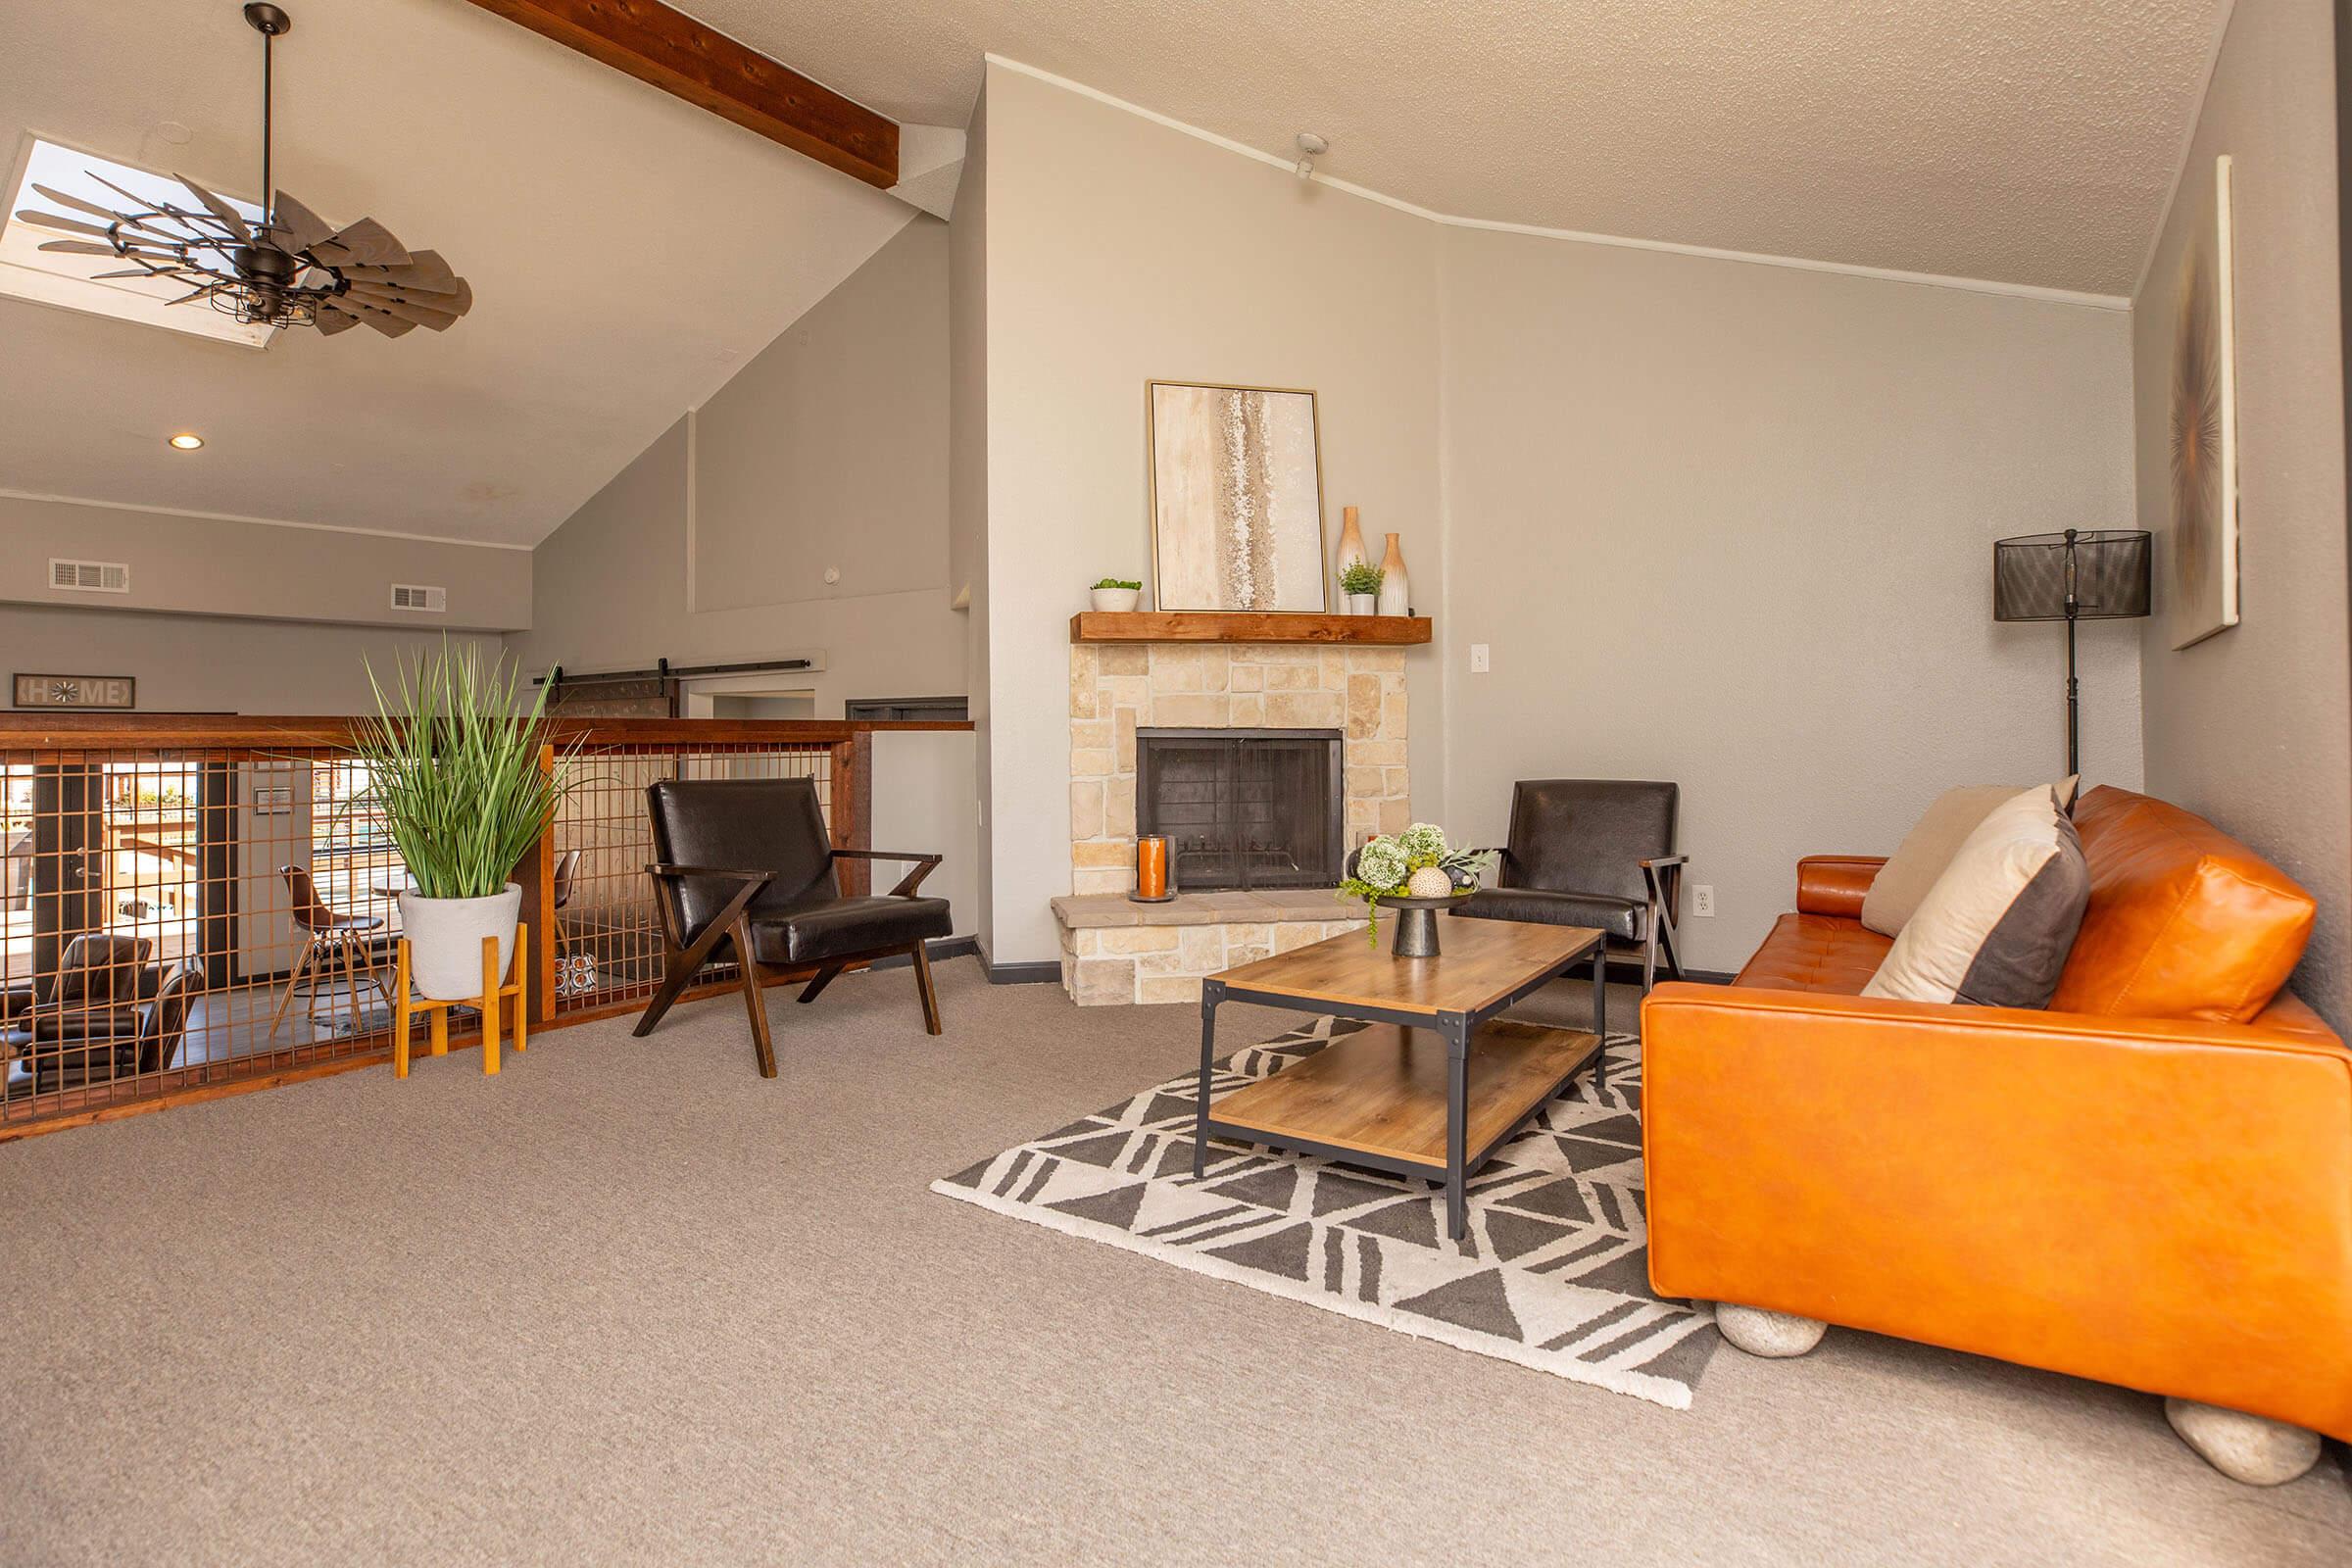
{"left": 1193, "top": 929, "right": 1608, "bottom": 1240}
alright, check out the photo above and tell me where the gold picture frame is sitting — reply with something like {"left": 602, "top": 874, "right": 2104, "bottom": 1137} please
{"left": 1146, "top": 380, "right": 1329, "bottom": 612}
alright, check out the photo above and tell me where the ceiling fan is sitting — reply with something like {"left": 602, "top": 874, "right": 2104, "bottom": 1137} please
{"left": 13, "top": 2, "right": 471, "bottom": 338}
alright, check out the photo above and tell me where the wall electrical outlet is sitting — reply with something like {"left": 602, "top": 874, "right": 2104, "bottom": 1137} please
{"left": 1691, "top": 884, "right": 1716, "bottom": 917}
{"left": 1469, "top": 643, "right": 1491, "bottom": 673}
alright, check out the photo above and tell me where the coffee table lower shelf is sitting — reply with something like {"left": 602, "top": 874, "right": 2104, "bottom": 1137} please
{"left": 1204, "top": 1018, "right": 1601, "bottom": 1180}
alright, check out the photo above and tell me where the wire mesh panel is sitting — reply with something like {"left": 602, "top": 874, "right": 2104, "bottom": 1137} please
{"left": 0, "top": 741, "right": 412, "bottom": 1127}
{"left": 549, "top": 742, "right": 835, "bottom": 1013}
{"left": 0, "top": 717, "right": 887, "bottom": 1136}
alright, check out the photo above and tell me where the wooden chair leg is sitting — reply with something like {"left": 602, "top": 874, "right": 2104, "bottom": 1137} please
{"left": 798, "top": 962, "right": 845, "bottom": 1004}
{"left": 733, "top": 917, "right": 777, "bottom": 1078}
{"left": 632, "top": 950, "right": 702, "bottom": 1038}
{"left": 269, "top": 943, "right": 316, "bottom": 1038}
{"left": 1642, "top": 927, "right": 1659, "bottom": 996}
{"left": 909, "top": 940, "right": 943, "bottom": 1036}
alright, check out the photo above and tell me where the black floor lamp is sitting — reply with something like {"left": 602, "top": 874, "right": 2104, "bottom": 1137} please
{"left": 1993, "top": 528, "right": 2152, "bottom": 776}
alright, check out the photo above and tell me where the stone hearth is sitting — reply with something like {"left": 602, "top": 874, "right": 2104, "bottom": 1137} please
{"left": 1053, "top": 890, "right": 1368, "bottom": 1005}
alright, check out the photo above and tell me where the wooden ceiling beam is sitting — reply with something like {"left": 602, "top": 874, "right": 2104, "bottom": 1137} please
{"left": 465, "top": 0, "right": 898, "bottom": 188}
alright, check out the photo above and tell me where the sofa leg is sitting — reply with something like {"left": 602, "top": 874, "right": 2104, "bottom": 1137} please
{"left": 2164, "top": 1397, "right": 2323, "bottom": 1486}
{"left": 1715, "top": 1303, "right": 1828, "bottom": 1358}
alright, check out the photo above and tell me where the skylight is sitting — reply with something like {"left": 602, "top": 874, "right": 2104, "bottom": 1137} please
{"left": 1, "top": 137, "right": 274, "bottom": 348}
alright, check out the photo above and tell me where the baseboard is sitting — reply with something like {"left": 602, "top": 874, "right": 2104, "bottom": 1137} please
{"left": 984, "top": 958, "right": 1063, "bottom": 986}
{"left": 865, "top": 937, "right": 979, "bottom": 973}
{"left": 1598, "top": 958, "right": 1736, "bottom": 987}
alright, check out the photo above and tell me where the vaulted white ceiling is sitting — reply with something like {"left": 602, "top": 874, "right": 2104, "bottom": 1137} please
{"left": 0, "top": 0, "right": 914, "bottom": 547}
{"left": 695, "top": 0, "right": 2226, "bottom": 299}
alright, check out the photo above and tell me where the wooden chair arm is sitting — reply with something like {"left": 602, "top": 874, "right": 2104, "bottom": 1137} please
{"left": 832, "top": 849, "right": 943, "bottom": 898}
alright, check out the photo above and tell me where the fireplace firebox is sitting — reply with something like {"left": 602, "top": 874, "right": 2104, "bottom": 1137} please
{"left": 1134, "top": 727, "right": 1345, "bottom": 892}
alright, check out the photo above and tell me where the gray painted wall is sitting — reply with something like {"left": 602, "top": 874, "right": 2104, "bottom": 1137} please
{"left": 694, "top": 220, "right": 951, "bottom": 612}
{"left": 508, "top": 221, "right": 967, "bottom": 719}
{"left": 1440, "top": 226, "right": 2141, "bottom": 972}
{"left": 0, "top": 601, "right": 505, "bottom": 712}
{"left": 0, "top": 493, "right": 529, "bottom": 631}
{"left": 2132, "top": 1, "right": 2350, "bottom": 1026}
{"left": 975, "top": 64, "right": 1446, "bottom": 965}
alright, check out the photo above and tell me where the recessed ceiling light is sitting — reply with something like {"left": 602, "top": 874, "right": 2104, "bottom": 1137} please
{"left": 168, "top": 432, "right": 205, "bottom": 450}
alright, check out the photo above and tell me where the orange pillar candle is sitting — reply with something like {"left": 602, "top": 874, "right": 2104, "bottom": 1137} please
{"left": 1135, "top": 835, "right": 1169, "bottom": 900}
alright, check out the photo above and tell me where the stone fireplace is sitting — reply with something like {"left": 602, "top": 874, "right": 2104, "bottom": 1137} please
{"left": 1058, "top": 640, "right": 1409, "bottom": 1004}
{"left": 1134, "top": 726, "right": 1345, "bottom": 891}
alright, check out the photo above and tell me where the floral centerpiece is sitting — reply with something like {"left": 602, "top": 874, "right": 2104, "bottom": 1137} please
{"left": 1338, "top": 823, "right": 1495, "bottom": 947}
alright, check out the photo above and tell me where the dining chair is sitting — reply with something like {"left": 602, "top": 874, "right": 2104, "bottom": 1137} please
{"left": 270, "top": 864, "right": 393, "bottom": 1038}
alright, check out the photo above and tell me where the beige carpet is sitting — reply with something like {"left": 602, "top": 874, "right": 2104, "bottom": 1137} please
{"left": 0, "top": 956, "right": 2342, "bottom": 1567}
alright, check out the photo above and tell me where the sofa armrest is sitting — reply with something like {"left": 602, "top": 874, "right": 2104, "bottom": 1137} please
{"left": 1795, "top": 856, "right": 1886, "bottom": 918}
{"left": 1639, "top": 981, "right": 2352, "bottom": 1439}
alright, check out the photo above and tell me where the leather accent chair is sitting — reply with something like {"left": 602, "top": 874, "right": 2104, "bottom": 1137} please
{"left": 1455, "top": 779, "right": 1686, "bottom": 990}
{"left": 634, "top": 778, "right": 953, "bottom": 1076}
{"left": 6, "top": 956, "right": 202, "bottom": 1099}
{"left": 1642, "top": 786, "right": 2351, "bottom": 1476}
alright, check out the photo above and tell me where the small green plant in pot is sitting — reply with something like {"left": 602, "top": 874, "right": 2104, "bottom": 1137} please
{"left": 1338, "top": 561, "right": 1384, "bottom": 615}
{"left": 1090, "top": 577, "right": 1144, "bottom": 612}
{"left": 352, "top": 643, "right": 578, "bottom": 1001}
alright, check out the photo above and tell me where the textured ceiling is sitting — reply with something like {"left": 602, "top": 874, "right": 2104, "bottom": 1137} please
{"left": 0, "top": 0, "right": 912, "bottom": 546}
{"left": 693, "top": 0, "right": 2226, "bottom": 298}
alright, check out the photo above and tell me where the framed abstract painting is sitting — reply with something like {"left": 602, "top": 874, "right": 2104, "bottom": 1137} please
{"left": 2165, "top": 155, "right": 2239, "bottom": 649}
{"left": 1147, "top": 381, "right": 1328, "bottom": 612}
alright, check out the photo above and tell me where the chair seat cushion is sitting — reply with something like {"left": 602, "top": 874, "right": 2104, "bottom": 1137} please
{"left": 2, "top": 1007, "right": 142, "bottom": 1049}
{"left": 1734, "top": 912, "right": 1893, "bottom": 995}
{"left": 1456, "top": 887, "right": 1641, "bottom": 941}
{"left": 744, "top": 896, "right": 952, "bottom": 966}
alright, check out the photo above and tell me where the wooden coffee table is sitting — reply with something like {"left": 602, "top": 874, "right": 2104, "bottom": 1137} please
{"left": 1195, "top": 915, "right": 1609, "bottom": 1240}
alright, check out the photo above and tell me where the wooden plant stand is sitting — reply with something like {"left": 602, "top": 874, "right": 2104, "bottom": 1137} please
{"left": 391, "top": 924, "right": 528, "bottom": 1078}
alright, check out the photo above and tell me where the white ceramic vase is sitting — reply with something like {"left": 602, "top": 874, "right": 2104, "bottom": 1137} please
{"left": 1345, "top": 592, "right": 1377, "bottom": 615}
{"left": 399, "top": 882, "right": 522, "bottom": 1002}
{"left": 1376, "top": 533, "right": 1411, "bottom": 616}
{"left": 1090, "top": 587, "right": 1141, "bottom": 612}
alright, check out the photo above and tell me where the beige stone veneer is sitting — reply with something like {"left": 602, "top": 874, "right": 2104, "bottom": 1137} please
{"left": 1067, "top": 641, "right": 1410, "bottom": 897}
{"left": 1053, "top": 891, "right": 1371, "bottom": 1006}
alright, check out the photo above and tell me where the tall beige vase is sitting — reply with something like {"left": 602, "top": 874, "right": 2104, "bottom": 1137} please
{"left": 1376, "top": 533, "right": 1411, "bottom": 616}
{"left": 1335, "top": 506, "right": 1370, "bottom": 575}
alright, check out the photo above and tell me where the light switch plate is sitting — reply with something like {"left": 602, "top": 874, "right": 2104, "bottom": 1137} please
{"left": 1469, "top": 643, "right": 1491, "bottom": 673}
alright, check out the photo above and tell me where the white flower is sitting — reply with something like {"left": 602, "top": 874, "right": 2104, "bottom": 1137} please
{"left": 1398, "top": 822, "right": 1447, "bottom": 860}
{"left": 1354, "top": 836, "right": 1408, "bottom": 891}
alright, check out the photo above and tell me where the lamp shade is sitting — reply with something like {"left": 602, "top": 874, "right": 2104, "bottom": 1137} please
{"left": 1993, "top": 529, "right": 2152, "bottom": 622}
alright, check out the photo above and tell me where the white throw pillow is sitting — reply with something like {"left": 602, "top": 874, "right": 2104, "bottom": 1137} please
{"left": 1861, "top": 775, "right": 2081, "bottom": 937}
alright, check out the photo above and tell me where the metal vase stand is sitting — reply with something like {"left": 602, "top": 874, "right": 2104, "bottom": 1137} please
{"left": 1377, "top": 894, "right": 1462, "bottom": 957}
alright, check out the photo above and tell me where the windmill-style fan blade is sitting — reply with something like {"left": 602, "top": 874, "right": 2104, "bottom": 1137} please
{"left": 30, "top": 183, "right": 135, "bottom": 223}
{"left": 89, "top": 265, "right": 173, "bottom": 279}
{"left": 172, "top": 173, "right": 252, "bottom": 242}
{"left": 17, "top": 210, "right": 120, "bottom": 239}
{"left": 261, "top": 190, "right": 335, "bottom": 253}
{"left": 359, "top": 307, "right": 417, "bottom": 338}
{"left": 310, "top": 217, "right": 410, "bottom": 269}
{"left": 35, "top": 238, "right": 138, "bottom": 257}
{"left": 314, "top": 302, "right": 363, "bottom": 335}
{"left": 339, "top": 248, "right": 459, "bottom": 294}
{"left": 163, "top": 283, "right": 223, "bottom": 306}
{"left": 339, "top": 287, "right": 459, "bottom": 330}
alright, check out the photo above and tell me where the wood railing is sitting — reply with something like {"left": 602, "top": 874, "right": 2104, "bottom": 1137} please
{"left": 0, "top": 714, "right": 966, "bottom": 1139}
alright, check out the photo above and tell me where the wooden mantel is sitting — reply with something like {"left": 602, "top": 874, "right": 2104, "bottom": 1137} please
{"left": 1070, "top": 612, "right": 1432, "bottom": 645}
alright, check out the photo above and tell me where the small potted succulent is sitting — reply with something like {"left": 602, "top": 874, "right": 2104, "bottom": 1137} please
{"left": 1338, "top": 561, "right": 1384, "bottom": 615}
{"left": 1090, "top": 577, "right": 1143, "bottom": 612}
{"left": 1339, "top": 823, "right": 1495, "bottom": 956}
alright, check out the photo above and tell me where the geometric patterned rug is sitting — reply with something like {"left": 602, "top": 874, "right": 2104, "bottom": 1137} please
{"left": 933, "top": 1015, "right": 1719, "bottom": 1410}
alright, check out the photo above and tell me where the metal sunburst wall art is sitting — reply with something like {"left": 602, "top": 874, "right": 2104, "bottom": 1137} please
{"left": 12, "top": 3, "right": 471, "bottom": 339}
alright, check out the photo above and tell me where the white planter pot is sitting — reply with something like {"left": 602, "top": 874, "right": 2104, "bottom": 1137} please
{"left": 1345, "top": 593, "right": 1377, "bottom": 615}
{"left": 1090, "top": 587, "right": 1142, "bottom": 612}
{"left": 399, "top": 883, "right": 522, "bottom": 1002}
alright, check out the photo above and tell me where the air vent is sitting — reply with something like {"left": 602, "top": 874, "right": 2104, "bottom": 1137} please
{"left": 389, "top": 584, "right": 447, "bottom": 612}
{"left": 49, "top": 558, "right": 129, "bottom": 593}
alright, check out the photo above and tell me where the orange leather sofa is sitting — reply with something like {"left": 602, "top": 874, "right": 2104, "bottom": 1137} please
{"left": 1642, "top": 787, "right": 2350, "bottom": 1465}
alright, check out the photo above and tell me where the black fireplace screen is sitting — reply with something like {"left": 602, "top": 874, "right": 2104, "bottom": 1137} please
{"left": 1134, "top": 728, "right": 1345, "bottom": 892}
